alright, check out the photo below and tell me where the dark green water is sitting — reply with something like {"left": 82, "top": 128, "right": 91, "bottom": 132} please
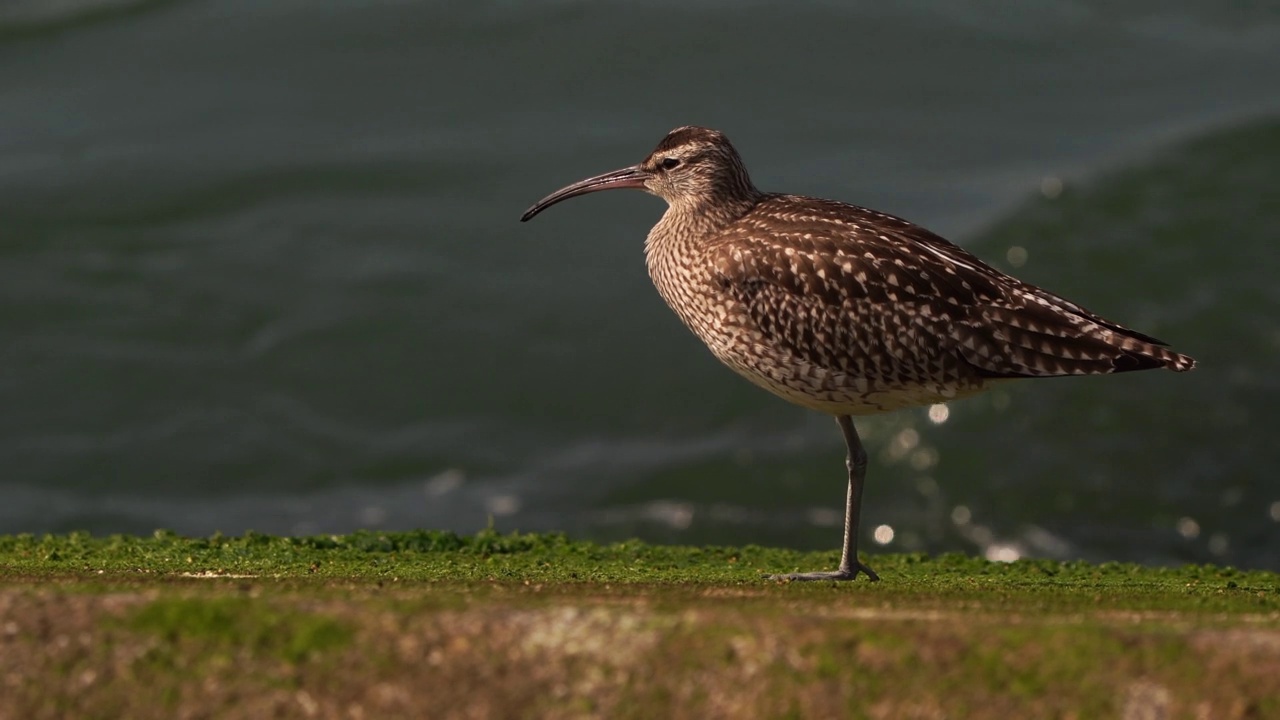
{"left": 2, "top": 1, "right": 1278, "bottom": 569}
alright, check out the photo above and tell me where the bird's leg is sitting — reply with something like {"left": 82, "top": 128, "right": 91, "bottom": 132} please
{"left": 769, "top": 415, "right": 879, "bottom": 582}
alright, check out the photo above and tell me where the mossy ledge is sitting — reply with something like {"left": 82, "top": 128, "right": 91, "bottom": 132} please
{"left": 2, "top": 529, "right": 1278, "bottom": 719}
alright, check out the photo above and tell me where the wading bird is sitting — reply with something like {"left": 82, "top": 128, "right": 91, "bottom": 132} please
{"left": 521, "top": 126, "right": 1195, "bottom": 581}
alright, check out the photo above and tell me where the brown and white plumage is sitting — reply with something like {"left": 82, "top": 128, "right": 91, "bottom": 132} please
{"left": 521, "top": 125, "right": 1195, "bottom": 581}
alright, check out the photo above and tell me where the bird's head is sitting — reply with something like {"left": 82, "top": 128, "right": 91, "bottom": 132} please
{"left": 520, "top": 126, "right": 759, "bottom": 222}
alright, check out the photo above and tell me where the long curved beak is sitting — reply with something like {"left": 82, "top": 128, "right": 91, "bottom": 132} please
{"left": 520, "top": 165, "right": 650, "bottom": 222}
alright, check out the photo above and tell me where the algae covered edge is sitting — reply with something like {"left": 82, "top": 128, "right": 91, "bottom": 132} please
{"left": 1, "top": 528, "right": 1277, "bottom": 612}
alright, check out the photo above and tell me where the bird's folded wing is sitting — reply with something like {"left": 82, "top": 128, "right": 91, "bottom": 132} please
{"left": 708, "top": 214, "right": 1188, "bottom": 379}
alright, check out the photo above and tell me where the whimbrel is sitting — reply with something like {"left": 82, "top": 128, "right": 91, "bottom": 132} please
{"left": 520, "top": 126, "right": 1195, "bottom": 581}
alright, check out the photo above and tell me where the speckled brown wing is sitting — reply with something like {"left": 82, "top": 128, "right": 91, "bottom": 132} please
{"left": 707, "top": 198, "right": 985, "bottom": 387}
{"left": 708, "top": 195, "right": 1195, "bottom": 382}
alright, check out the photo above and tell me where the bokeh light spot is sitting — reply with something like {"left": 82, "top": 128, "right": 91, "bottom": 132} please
{"left": 1006, "top": 245, "right": 1028, "bottom": 267}
{"left": 985, "top": 544, "right": 1021, "bottom": 563}
{"left": 1176, "top": 517, "right": 1200, "bottom": 539}
{"left": 927, "top": 403, "right": 950, "bottom": 424}
{"left": 1208, "top": 533, "right": 1229, "bottom": 556}
{"left": 873, "top": 524, "right": 895, "bottom": 545}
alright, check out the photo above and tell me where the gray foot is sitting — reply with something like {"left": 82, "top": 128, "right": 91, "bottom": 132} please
{"left": 766, "top": 562, "right": 880, "bottom": 583}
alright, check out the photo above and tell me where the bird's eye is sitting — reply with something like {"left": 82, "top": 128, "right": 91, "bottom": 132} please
{"left": 660, "top": 157, "right": 681, "bottom": 170}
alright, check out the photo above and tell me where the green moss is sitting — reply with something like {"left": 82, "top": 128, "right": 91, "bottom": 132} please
{"left": 1, "top": 530, "right": 1277, "bottom": 617}
{"left": 127, "top": 597, "right": 352, "bottom": 664}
